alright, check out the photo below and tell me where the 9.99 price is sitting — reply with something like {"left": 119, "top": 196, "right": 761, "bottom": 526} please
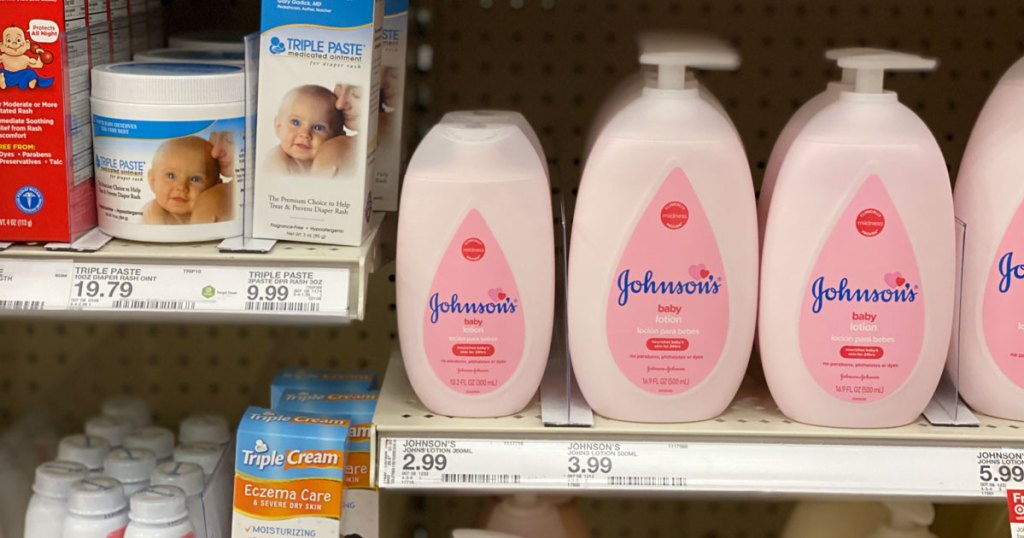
{"left": 247, "top": 284, "right": 289, "bottom": 301}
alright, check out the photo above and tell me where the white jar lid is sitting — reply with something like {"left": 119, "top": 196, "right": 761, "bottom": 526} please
{"left": 105, "top": 448, "right": 158, "bottom": 484}
{"left": 102, "top": 395, "right": 154, "bottom": 429}
{"left": 129, "top": 485, "right": 188, "bottom": 524}
{"left": 33, "top": 461, "right": 89, "bottom": 498}
{"left": 92, "top": 62, "right": 244, "bottom": 105}
{"left": 125, "top": 427, "right": 176, "bottom": 461}
{"left": 67, "top": 477, "right": 127, "bottom": 516}
{"left": 179, "top": 413, "right": 231, "bottom": 445}
{"left": 173, "top": 442, "right": 223, "bottom": 477}
{"left": 151, "top": 462, "right": 204, "bottom": 497}
{"left": 58, "top": 434, "right": 111, "bottom": 472}
{"left": 86, "top": 415, "right": 133, "bottom": 448}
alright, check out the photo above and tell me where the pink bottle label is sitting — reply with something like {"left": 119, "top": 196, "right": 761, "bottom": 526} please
{"left": 107, "top": 527, "right": 126, "bottom": 538}
{"left": 982, "top": 198, "right": 1024, "bottom": 389}
{"left": 606, "top": 167, "right": 729, "bottom": 394}
{"left": 799, "top": 175, "right": 925, "bottom": 403}
{"left": 423, "top": 209, "right": 525, "bottom": 394}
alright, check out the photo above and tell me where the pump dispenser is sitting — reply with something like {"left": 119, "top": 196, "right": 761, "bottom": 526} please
{"left": 759, "top": 47, "right": 888, "bottom": 248}
{"left": 759, "top": 50, "right": 954, "bottom": 428}
{"left": 949, "top": 54, "right": 1024, "bottom": 421}
{"left": 866, "top": 503, "right": 938, "bottom": 538}
{"left": 568, "top": 45, "right": 757, "bottom": 422}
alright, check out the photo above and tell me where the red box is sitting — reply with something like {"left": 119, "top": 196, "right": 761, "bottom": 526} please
{"left": 0, "top": 0, "right": 97, "bottom": 241}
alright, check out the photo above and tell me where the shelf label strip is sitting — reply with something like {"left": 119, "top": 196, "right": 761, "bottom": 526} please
{"left": 380, "top": 436, "right": 1022, "bottom": 497}
{"left": 0, "top": 259, "right": 74, "bottom": 310}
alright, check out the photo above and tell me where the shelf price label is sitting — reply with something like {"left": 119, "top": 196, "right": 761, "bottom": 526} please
{"left": 0, "top": 259, "right": 73, "bottom": 311}
{"left": 244, "top": 268, "right": 349, "bottom": 315}
{"left": 977, "top": 449, "right": 1024, "bottom": 497}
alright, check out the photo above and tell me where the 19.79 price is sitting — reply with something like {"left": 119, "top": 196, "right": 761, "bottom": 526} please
{"left": 73, "top": 280, "right": 133, "bottom": 298}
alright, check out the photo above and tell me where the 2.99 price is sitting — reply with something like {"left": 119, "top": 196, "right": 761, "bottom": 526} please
{"left": 247, "top": 284, "right": 289, "bottom": 301}
{"left": 73, "top": 280, "right": 133, "bottom": 298}
{"left": 568, "top": 456, "right": 612, "bottom": 474}
{"left": 402, "top": 453, "right": 448, "bottom": 472}
{"left": 980, "top": 464, "right": 1024, "bottom": 483}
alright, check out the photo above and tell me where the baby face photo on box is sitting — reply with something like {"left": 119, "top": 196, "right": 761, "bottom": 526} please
{"left": 144, "top": 132, "right": 236, "bottom": 225}
{"left": 265, "top": 83, "right": 363, "bottom": 179}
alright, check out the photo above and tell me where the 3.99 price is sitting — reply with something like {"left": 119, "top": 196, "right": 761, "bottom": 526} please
{"left": 568, "top": 456, "right": 612, "bottom": 474}
{"left": 980, "top": 464, "right": 1024, "bottom": 483}
{"left": 247, "top": 284, "right": 289, "bottom": 301}
{"left": 402, "top": 453, "right": 448, "bottom": 472}
{"left": 73, "top": 280, "right": 133, "bottom": 298}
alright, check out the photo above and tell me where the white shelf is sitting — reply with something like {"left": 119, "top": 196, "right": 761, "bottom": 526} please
{"left": 0, "top": 214, "right": 384, "bottom": 322}
{"left": 375, "top": 357, "right": 1024, "bottom": 501}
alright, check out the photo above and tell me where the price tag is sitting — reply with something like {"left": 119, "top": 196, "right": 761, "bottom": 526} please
{"left": 0, "top": 259, "right": 73, "bottom": 311}
{"left": 70, "top": 263, "right": 349, "bottom": 315}
{"left": 977, "top": 449, "right": 1024, "bottom": 497}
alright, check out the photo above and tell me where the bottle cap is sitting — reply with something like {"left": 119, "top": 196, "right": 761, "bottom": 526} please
{"left": 58, "top": 434, "right": 111, "bottom": 472}
{"left": 105, "top": 448, "right": 158, "bottom": 485}
{"left": 178, "top": 413, "right": 231, "bottom": 445}
{"left": 173, "top": 442, "right": 224, "bottom": 477}
{"left": 86, "top": 415, "right": 133, "bottom": 448}
{"left": 67, "top": 477, "right": 127, "bottom": 516}
{"left": 125, "top": 426, "right": 175, "bottom": 461}
{"left": 151, "top": 461, "right": 204, "bottom": 496}
{"left": 129, "top": 485, "right": 189, "bottom": 524}
{"left": 836, "top": 50, "right": 937, "bottom": 94}
{"left": 33, "top": 461, "right": 89, "bottom": 498}
{"left": 102, "top": 395, "right": 154, "bottom": 429}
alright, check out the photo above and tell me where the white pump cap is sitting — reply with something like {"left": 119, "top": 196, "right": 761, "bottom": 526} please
{"left": 178, "top": 413, "right": 231, "bottom": 445}
{"left": 125, "top": 426, "right": 176, "bottom": 461}
{"left": 58, "top": 434, "right": 111, "bottom": 472}
{"left": 102, "top": 395, "right": 154, "bottom": 429}
{"left": 86, "top": 415, "right": 133, "bottom": 448}
{"left": 824, "top": 47, "right": 890, "bottom": 85}
{"left": 105, "top": 448, "right": 158, "bottom": 486}
{"left": 173, "top": 442, "right": 223, "bottom": 477}
{"left": 32, "top": 461, "right": 89, "bottom": 498}
{"left": 867, "top": 502, "right": 938, "bottom": 538}
{"left": 836, "top": 50, "right": 937, "bottom": 94}
{"left": 129, "top": 485, "right": 189, "bottom": 525}
{"left": 67, "top": 477, "right": 127, "bottom": 516}
{"left": 151, "top": 461, "right": 205, "bottom": 497}
{"left": 639, "top": 36, "right": 740, "bottom": 90}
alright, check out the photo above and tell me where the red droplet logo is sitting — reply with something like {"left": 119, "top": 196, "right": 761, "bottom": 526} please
{"left": 461, "top": 237, "right": 486, "bottom": 261}
{"left": 660, "top": 201, "right": 689, "bottom": 230}
{"left": 855, "top": 208, "right": 885, "bottom": 237}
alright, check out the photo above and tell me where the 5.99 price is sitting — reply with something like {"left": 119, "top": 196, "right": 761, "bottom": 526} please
{"left": 247, "top": 284, "right": 289, "bottom": 301}
{"left": 980, "top": 464, "right": 1024, "bottom": 483}
{"left": 402, "top": 453, "right": 448, "bottom": 472}
{"left": 568, "top": 456, "right": 612, "bottom": 474}
{"left": 73, "top": 280, "right": 133, "bottom": 298}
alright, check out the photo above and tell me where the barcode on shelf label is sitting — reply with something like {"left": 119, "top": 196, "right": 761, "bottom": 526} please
{"left": 0, "top": 259, "right": 73, "bottom": 312}
{"left": 111, "top": 299, "right": 196, "bottom": 311}
{"left": 244, "top": 301, "right": 322, "bottom": 312}
{"left": 607, "top": 476, "right": 686, "bottom": 487}
{"left": 441, "top": 474, "right": 522, "bottom": 485}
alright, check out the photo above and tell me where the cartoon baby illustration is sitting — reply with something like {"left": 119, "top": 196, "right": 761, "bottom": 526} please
{"left": 0, "top": 25, "right": 54, "bottom": 90}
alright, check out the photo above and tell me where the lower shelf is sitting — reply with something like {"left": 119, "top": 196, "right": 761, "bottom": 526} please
{"left": 374, "top": 357, "right": 1024, "bottom": 501}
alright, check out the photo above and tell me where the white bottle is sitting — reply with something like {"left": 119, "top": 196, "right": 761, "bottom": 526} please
{"left": 125, "top": 485, "right": 195, "bottom": 538}
{"left": 177, "top": 414, "right": 230, "bottom": 446}
{"left": 173, "top": 443, "right": 223, "bottom": 480}
{"left": 105, "top": 448, "right": 158, "bottom": 496}
{"left": 568, "top": 47, "right": 758, "bottom": 422}
{"left": 125, "top": 427, "right": 175, "bottom": 463}
{"left": 86, "top": 416, "right": 133, "bottom": 449}
{"left": 151, "top": 462, "right": 205, "bottom": 538}
{"left": 62, "top": 477, "right": 129, "bottom": 538}
{"left": 58, "top": 434, "right": 111, "bottom": 475}
{"left": 482, "top": 495, "right": 588, "bottom": 538}
{"left": 24, "top": 461, "right": 89, "bottom": 538}
{"left": 950, "top": 55, "right": 1024, "bottom": 420}
{"left": 759, "top": 51, "right": 954, "bottom": 428}
{"left": 866, "top": 503, "right": 938, "bottom": 538}
{"left": 758, "top": 47, "right": 879, "bottom": 249}
{"left": 397, "top": 117, "right": 555, "bottom": 417}
{"left": 102, "top": 396, "right": 154, "bottom": 429}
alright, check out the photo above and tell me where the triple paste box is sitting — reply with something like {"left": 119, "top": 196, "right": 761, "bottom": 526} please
{"left": 373, "top": 0, "right": 408, "bottom": 211}
{"left": 232, "top": 407, "right": 350, "bottom": 538}
{"left": 254, "top": 0, "right": 384, "bottom": 246}
{"left": 0, "top": 0, "right": 97, "bottom": 241}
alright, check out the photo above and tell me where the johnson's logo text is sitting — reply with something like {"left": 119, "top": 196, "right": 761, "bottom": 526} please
{"left": 615, "top": 269, "right": 721, "bottom": 307}
{"left": 810, "top": 276, "right": 918, "bottom": 314}
{"left": 428, "top": 292, "right": 518, "bottom": 324}
{"left": 997, "top": 251, "right": 1024, "bottom": 293}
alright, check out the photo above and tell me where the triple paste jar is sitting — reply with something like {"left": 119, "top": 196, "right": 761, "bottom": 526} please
{"left": 90, "top": 62, "right": 244, "bottom": 242}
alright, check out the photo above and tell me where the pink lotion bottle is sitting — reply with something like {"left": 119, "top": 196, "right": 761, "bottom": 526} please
{"left": 759, "top": 51, "right": 955, "bottom": 428}
{"left": 568, "top": 48, "right": 758, "bottom": 423}
{"left": 951, "top": 55, "right": 1024, "bottom": 420}
{"left": 397, "top": 117, "right": 554, "bottom": 417}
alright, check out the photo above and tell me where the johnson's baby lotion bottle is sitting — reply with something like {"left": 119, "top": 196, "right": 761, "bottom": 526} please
{"left": 951, "top": 55, "right": 1024, "bottom": 420}
{"left": 568, "top": 48, "right": 758, "bottom": 422}
{"left": 397, "top": 116, "right": 554, "bottom": 417}
{"left": 759, "top": 51, "right": 955, "bottom": 428}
